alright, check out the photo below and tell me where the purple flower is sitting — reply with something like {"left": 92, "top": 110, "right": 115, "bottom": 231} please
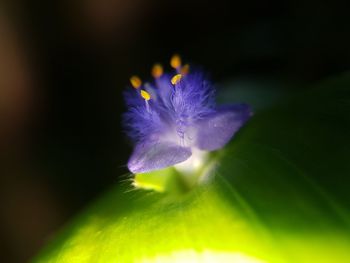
{"left": 124, "top": 55, "right": 252, "bottom": 174}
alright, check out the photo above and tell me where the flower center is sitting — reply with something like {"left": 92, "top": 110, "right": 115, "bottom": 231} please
{"left": 174, "top": 149, "right": 209, "bottom": 175}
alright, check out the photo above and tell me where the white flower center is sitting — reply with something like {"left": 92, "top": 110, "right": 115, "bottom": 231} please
{"left": 174, "top": 148, "right": 208, "bottom": 175}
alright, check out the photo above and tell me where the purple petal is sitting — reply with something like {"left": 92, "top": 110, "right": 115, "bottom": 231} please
{"left": 127, "top": 141, "right": 192, "bottom": 173}
{"left": 195, "top": 104, "right": 252, "bottom": 151}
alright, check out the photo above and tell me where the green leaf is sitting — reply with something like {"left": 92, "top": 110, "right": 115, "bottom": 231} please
{"left": 32, "top": 74, "right": 350, "bottom": 263}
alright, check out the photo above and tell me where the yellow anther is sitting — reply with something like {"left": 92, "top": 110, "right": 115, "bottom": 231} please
{"left": 171, "top": 74, "right": 182, "bottom": 85}
{"left": 151, "top": 63, "right": 163, "bottom": 78}
{"left": 140, "top": 90, "right": 151, "bottom": 101}
{"left": 130, "top": 75, "right": 142, "bottom": 89}
{"left": 180, "top": 64, "right": 190, "bottom": 75}
{"left": 170, "top": 54, "right": 182, "bottom": 69}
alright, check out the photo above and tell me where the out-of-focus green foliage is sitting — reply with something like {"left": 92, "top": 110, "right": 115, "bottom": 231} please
{"left": 32, "top": 74, "right": 350, "bottom": 263}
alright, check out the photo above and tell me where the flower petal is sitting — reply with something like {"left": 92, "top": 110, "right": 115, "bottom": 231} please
{"left": 195, "top": 104, "right": 252, "bottom": 151}
{"left": 127, "top": 141, "right": 192, "bottom": 174}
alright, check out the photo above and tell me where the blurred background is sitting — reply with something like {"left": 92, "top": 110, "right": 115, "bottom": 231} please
{"left": 0, "top": 0, "right": 349, "bottom": 262}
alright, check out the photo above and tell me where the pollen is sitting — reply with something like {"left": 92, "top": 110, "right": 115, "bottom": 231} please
{"left": 170, "top": 54, "right": 182, "bottom": 69}
{"left": 130, "top": 75, "right": 142, "bottom": 89}
{"left": 140, "top": 90, "right": 151, "bottom": 101}
{"left": 151, "top": 63, "right": 163, "bottom": 78}
{"left": 181, "top": 64, "right": 190, "bottom": 75}
{"left": 171, "top": 74, "right": 182, "bottom": 85}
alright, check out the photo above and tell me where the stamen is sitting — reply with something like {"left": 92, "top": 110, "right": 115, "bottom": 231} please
{"left": 140, "top": 89, "right": 151, "bottom": 112}
{"left": 181, "top": 64, "right": 190, "bottom": 75}
{"left": 171, "top": 74, "right": 182, "bottom": 85}
{"left": 140, "top": 90, "right": 151, "bottom": 101}
{"left": 170, "top": 54, "right": 182, "bottom": 69}
{"left": 151, "top": 64, "right": 163, "bottom": 78}
{"left": 130, "top": 75, "right": 142, "bottom": 89}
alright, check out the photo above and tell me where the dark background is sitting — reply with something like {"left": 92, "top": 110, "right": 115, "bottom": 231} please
{"left": 0, "top": 0, "right": 349, "bottom": 262}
